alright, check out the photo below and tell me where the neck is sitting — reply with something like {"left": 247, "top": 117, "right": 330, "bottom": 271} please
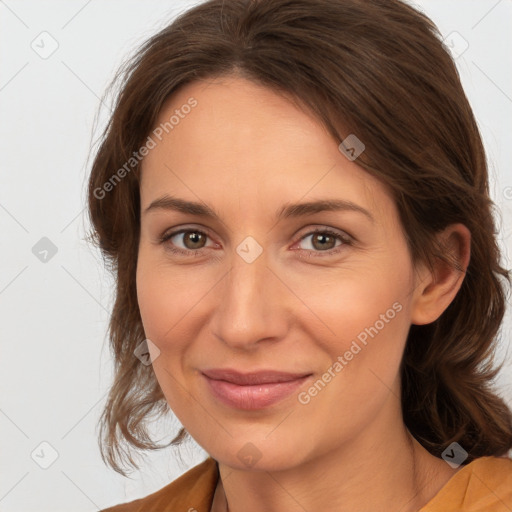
{"left": 215, "top": 398, "right": 457, "bottom": 512}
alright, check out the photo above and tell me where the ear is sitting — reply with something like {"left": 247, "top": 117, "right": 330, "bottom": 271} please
{"left": 410, "top": 223, "right": 471, "bottom": 326}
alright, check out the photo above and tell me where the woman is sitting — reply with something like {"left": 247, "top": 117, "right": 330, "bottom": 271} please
{"left": 89, "top": 0, "right": 512, "bottom": 510}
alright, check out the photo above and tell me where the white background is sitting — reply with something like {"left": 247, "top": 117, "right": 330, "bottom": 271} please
{"left": 1, "top": 1, "right": 511, "bottom": 511}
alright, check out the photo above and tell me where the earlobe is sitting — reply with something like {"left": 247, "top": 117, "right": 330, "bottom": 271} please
{"left": 410, "top": 224, "right": 471, "bottom": 326}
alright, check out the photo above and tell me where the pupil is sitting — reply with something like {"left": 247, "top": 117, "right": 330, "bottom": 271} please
{"left": 313, "top": 233, "right": 334, "bottom": 250}
{"left": 185, "top": 232, "right": 205, "bottom": 249}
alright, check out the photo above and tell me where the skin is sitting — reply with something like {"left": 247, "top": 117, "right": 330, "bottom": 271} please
{"left": 136, "top": 75, "right": 471, "bottom": 512}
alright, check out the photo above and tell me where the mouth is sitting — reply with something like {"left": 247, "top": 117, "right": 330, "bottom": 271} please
{"left": 201, "top": 368, "right": 313, "bottom": 410}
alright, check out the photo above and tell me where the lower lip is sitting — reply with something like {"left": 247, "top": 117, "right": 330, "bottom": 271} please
{"left": 203, "top": 375, "right": 311, "bottom": 410}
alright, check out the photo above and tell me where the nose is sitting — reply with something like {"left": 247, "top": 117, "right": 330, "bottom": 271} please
{"left": 210, "top": 244, "right": 290, "bottom": 351}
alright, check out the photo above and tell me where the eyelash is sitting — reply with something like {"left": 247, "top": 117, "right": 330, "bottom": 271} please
{"left": 294, "top": 228, "right": 352, "bottom": 258}
{"left": 159, "top": 227, "right": 353, "bottom": 258}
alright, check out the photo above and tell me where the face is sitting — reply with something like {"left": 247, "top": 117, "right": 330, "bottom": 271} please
{"left": 136, "top": 75, "right": 424, "bottom": 471}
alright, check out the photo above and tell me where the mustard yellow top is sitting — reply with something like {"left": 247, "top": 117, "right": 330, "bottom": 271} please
{"left": 100, "top": 455, "right": 512, "bottom": 512}
{"left": 420, "top": 456, "right": 512, "bottom": 512}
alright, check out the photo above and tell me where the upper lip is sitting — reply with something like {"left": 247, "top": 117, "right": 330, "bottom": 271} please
{"left": 202, "top": 368, "right": 312, "bottom": 385}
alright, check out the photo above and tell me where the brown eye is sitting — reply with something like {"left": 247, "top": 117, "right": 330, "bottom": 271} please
{"left": 311, "top": 233, "right": 337, "bottom": 251}
{"left": 160, "top": 229, "right": 213, "bottom": 254}
{"left": 182, "top": 231, "right": 207, "bottom": 249}
{"left": 298, "top": 229, "right": 346, "bottom": 252}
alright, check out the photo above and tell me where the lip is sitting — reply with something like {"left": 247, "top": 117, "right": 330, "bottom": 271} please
{"left": 201, "top": 368, "right": 312, "bottom": 410}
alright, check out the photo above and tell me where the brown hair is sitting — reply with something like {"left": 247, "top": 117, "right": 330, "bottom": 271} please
{"left": 88, "top": 0, "right": 512, "bottom": 475}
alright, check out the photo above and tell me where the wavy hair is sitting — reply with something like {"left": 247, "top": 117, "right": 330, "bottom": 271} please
{"left": 87, "top": 0, "right": 512, "bottom": 475}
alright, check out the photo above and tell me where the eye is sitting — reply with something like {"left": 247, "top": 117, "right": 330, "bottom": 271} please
{"left": 294, "top": 228, "right": 352, "bottom": 256}
{"left": 159, "top": 226, "right": 352, "bottom": 258}
{"left": 159, "top": 228, "right": 217, "bottom": 255}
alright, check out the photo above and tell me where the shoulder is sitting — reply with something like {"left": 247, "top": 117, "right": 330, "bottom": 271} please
{"left": 422, "top": 456, "right": 512, "bottom": 511}
{"left": 100, "top": 457, "right": 219, "bottom": 512}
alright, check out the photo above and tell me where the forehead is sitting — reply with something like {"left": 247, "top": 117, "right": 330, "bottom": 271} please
{"left": 140, "top": 76, "right": 395, "bottom": 223}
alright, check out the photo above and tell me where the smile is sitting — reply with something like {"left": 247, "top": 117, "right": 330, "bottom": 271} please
{"left": 201, "top": 369, "right": 313, "bottom": 410}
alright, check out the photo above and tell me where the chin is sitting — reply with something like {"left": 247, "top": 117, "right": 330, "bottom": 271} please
{"left": 206, "top": 434, "right": 312, "bottom": 473}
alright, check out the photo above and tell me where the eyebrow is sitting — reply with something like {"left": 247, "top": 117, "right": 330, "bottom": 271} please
{"left": 144, "top": 195, "right": 374, "bottom": 223}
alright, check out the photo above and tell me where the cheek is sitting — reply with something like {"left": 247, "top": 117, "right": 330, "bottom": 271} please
{"left": 136, "top": 249, "right": 210, "bottom": 346}
{"left": 136, "top": 256, "right": 201, "bottom": 414}
{"left": 288, "top": 252, "right": 414, "bottom": 415}
{"left": 300, "top": 258, "right": 413, "bottom": 410}
{"left": 289, "top": 256, "right": 413, "bottom": 356}
{"left": 135, "top": 249, "right": 218, "bottom": 413}
{"left": 293, "top": 278, "right": 412, "bottom": 443}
